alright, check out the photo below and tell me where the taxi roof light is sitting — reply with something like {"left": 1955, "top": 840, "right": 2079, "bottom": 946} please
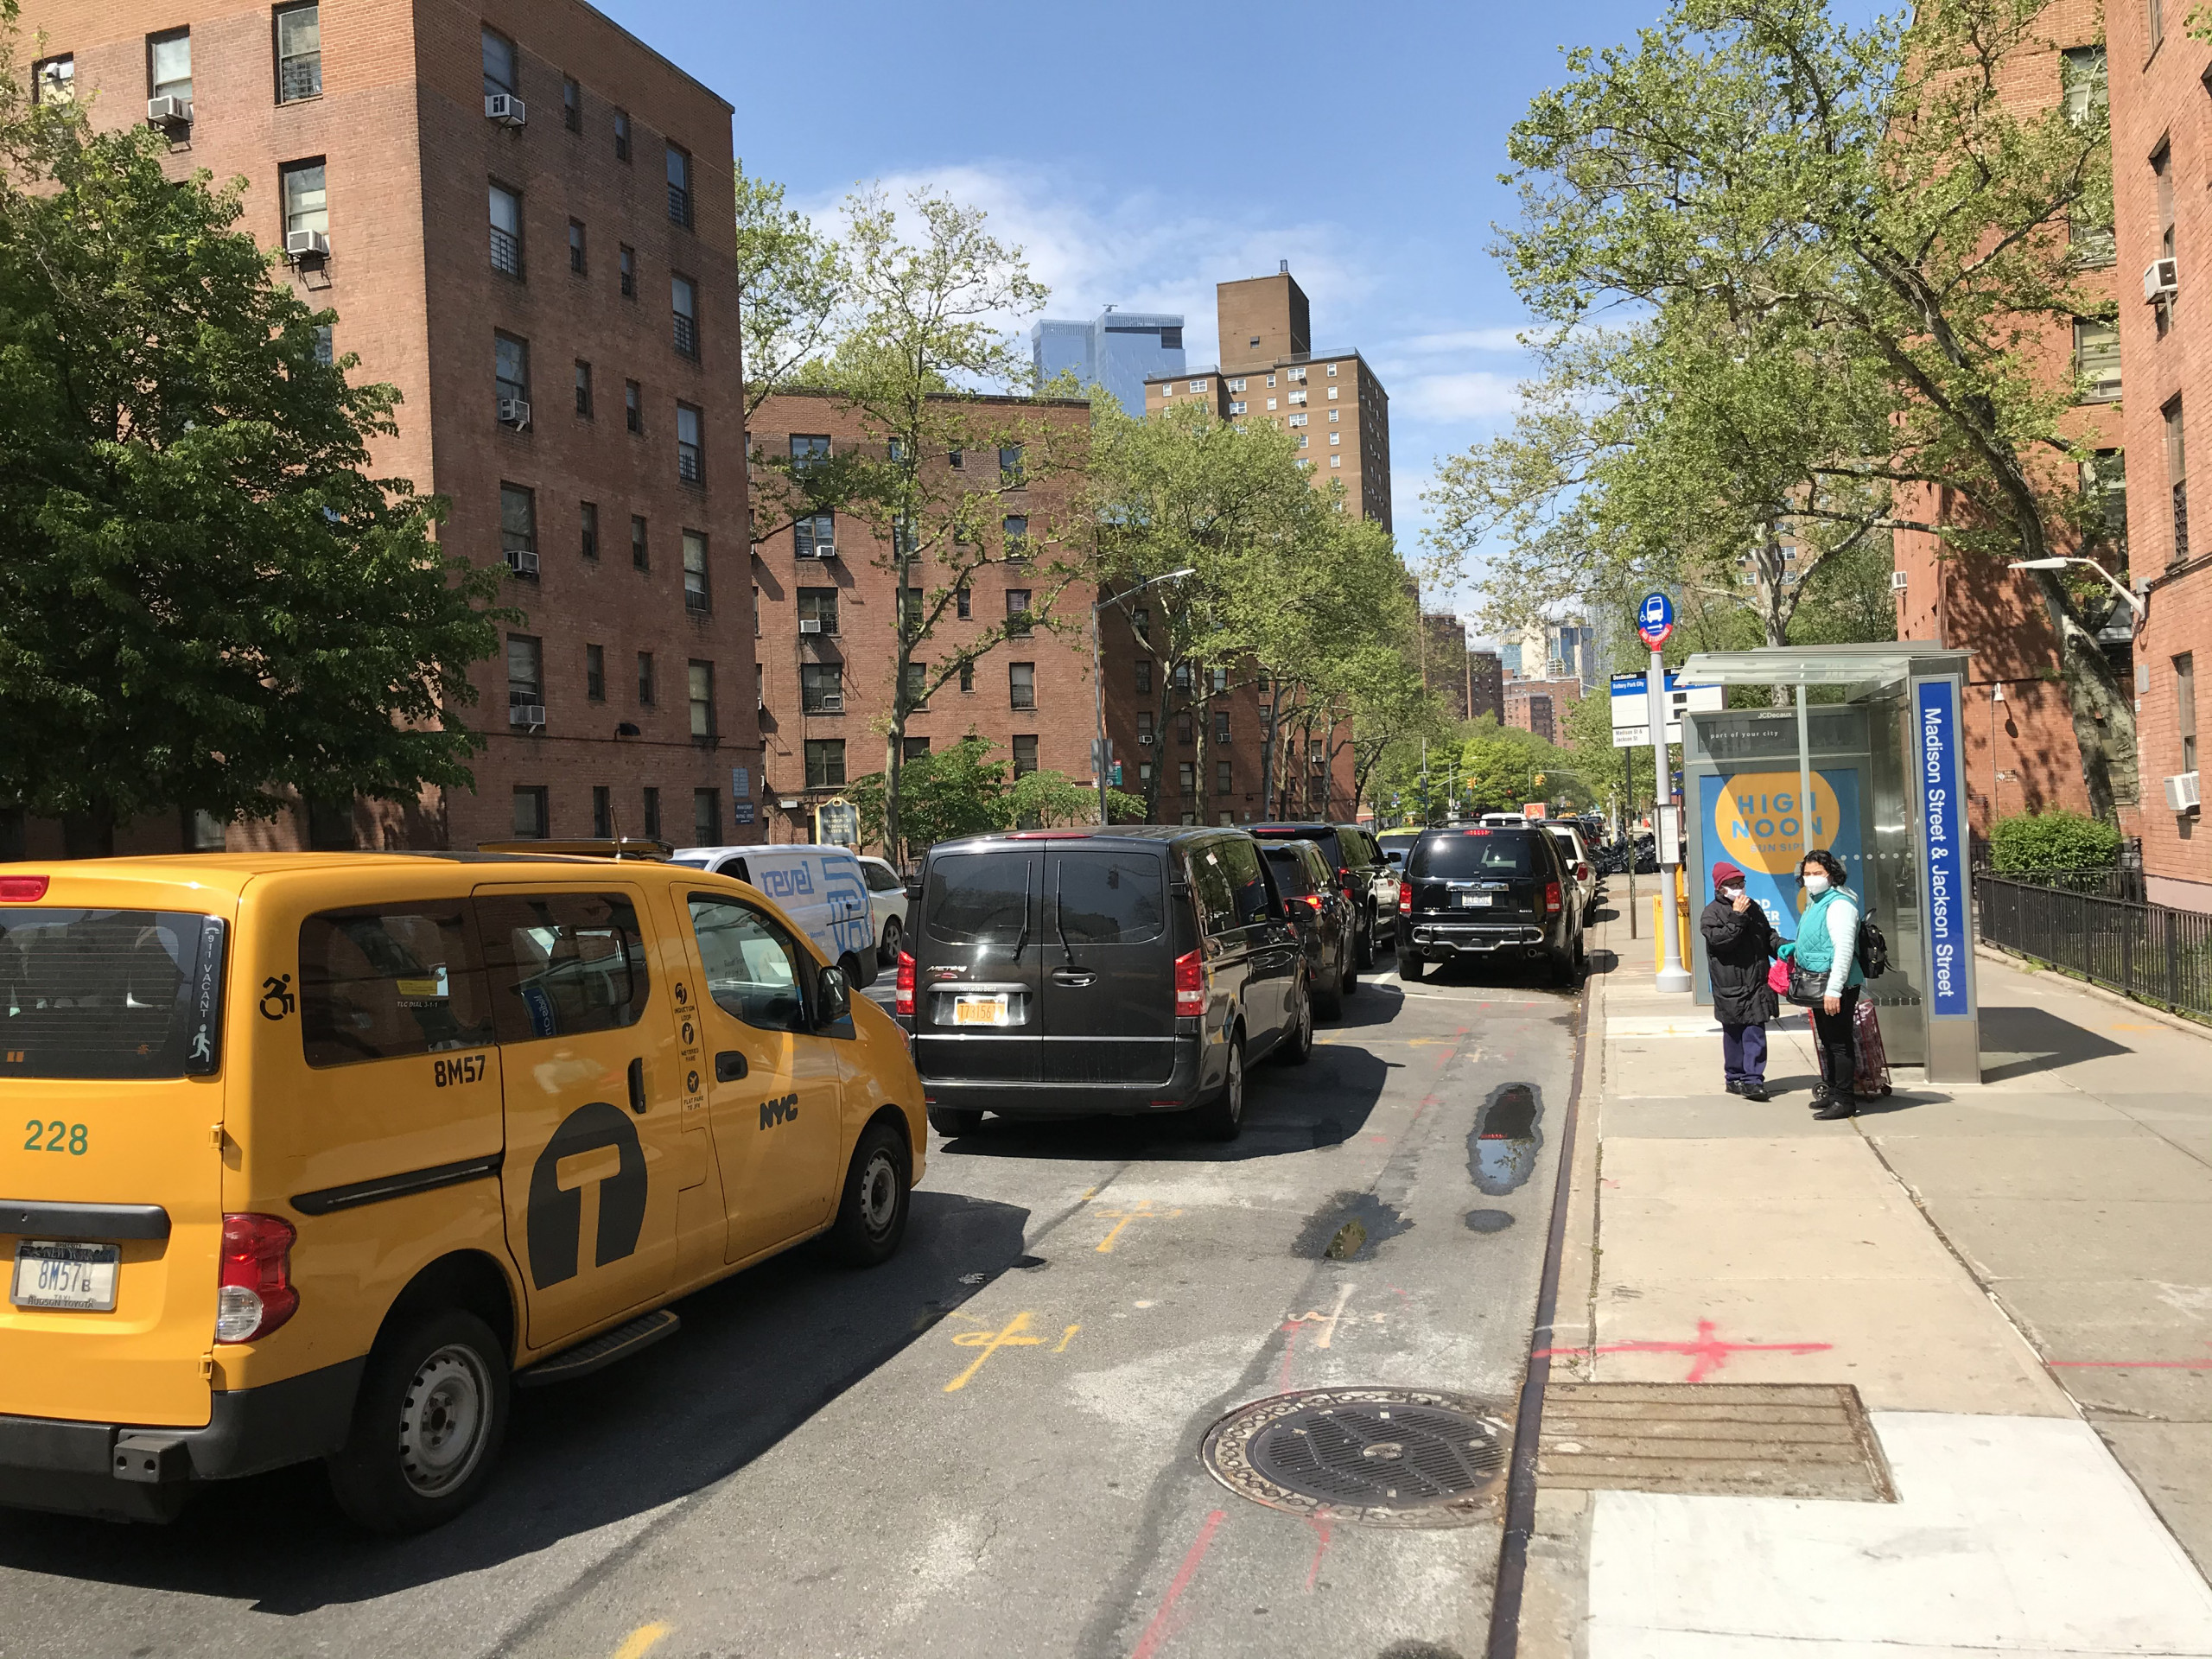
{"left": 0, "top": 875, "right": 50, "bottom": 901}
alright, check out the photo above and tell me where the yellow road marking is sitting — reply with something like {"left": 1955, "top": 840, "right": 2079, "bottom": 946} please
{"left": 1093, "top": 1198, "right": 1184, "bottom": 1253}
{"left": 1055, "top": 1324, "right": 1081, "bottom": 1352}
{"left": 945, "top": 1310, "right": 1044, "bottom": 1391}
{"left": 611, "top": 1624, "right": 671, "bottom": 1659}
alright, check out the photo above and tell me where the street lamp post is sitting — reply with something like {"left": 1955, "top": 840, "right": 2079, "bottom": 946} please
{"left": 1093, "top": 568, "right": 1196, "bottom": 823}
{"left": 2008, "top": 557, "right": 2146, "bottom": 622}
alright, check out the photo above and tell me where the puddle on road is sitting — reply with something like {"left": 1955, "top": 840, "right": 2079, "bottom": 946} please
{"left": 1469, "top": 1083, "right": 1543, "bottom": 1196}
{"left": 1463, "top": 1209, "right": 1515, "bottom": 1233}
{"left": 1292, "top": 1191, "right": 1413, "bottom": 1262}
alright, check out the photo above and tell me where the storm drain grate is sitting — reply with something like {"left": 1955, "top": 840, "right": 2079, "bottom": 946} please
{"left": 1200, "top": 1388, "right": 1509, "bottom": 1528}
{"left": 1540, "top": 1382, "right": 1896, "bottom": 1501}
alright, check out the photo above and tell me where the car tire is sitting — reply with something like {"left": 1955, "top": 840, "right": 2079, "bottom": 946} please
{"left": 1193, "top": 1033, "right": 1246, "bottom": 1141}
{"left": 1341, "top": 944, "right": 1359, "bottom": 999}
{"left": 1281, "top": 976, "right": 1314, "bottom": 1065}
{"left": 826, "top": 1116, "right": 912, "bottom": 1268}
{"left": 327, "top": 1309, "right": 510, "bottom": 1535}
{"left": 1549, "top": 946, "right": 1582, "bottom": 988}
{"left": 926, "top": 1104, "right": 985, "bottom": 1137}
{"left": 877, "top": 916, "right": 903, "bottom": 969}
{"left": 1355, "top": 907, "right": 1376, "bottom": 969}
{"left": 839, "top": 950, "right": 876, "bottom": 993}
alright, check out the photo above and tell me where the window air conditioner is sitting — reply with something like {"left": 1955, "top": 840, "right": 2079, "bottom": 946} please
{"left": 498, "top": 397, "right": 531, "bottom": 429}
{"left": 2165, "top": 771, "right": 2202, "bottom": 812}
{"left": 284, "top": 230, "right": 330, "bottom": 261}
{"left": 506, "top": 548, "right": 540, "bottom": 575}
{"left": 1138, "top": 733, "right": 1154, "bottom": 747}
{"left": 817, "top": 693, "right": 844, "bottom": 712}
{"left": 1890, "top": 570, "right": 1910, "bottom": 592}
{"left": 799, "top": 619, "right": 823, "bottom": 634}
{"left": 2145, "top": 257, "right": 2179, "bottom": 302}
{"left": 485, "top": 92, "right": 526, "bottom": 126}
{"left": 811, "top": 541, "right": 835, "bottom": 560}
{"left": 146, "top": 95, "right": 191, "bottom": 127}
{"left": 509, "top": 702, "right": 546, "bottom": 728}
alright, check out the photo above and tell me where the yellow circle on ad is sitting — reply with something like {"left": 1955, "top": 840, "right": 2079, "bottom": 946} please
{"left": 1712, "top": 772, "right": 1844, "bottom": 875}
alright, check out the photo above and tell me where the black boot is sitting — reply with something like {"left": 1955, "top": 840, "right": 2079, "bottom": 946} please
{"left": 1812, "top": 1086, "right": 1856, "bottom": 1121}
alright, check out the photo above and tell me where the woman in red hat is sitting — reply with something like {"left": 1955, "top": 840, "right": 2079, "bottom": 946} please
{"left": 1700, "top": 860, "right": 1778, "bottom": 1100}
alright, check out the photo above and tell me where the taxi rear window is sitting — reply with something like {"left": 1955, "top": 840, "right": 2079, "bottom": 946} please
{"left": 0, "top": 908, "right": 226, "bottom": 1079}
{"left": 301, "top": 905, "right": 493, "bottom": 1068}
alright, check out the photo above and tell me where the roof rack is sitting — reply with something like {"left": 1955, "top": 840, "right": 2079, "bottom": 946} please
{"left": 474, "top": 838, "right": 673, "bottom": 861}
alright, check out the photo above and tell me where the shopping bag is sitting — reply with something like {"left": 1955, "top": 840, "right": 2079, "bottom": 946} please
{"left": 1767, "top": 960, "right": 1792, "bottom": 996}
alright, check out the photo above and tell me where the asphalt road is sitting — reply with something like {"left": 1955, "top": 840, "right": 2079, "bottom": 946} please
{"left": 0, "top": 946, "right": 1585, "bottom": 1659}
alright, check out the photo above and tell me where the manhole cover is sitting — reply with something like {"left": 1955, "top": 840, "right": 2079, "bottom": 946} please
{"left": 1200, "top": 1388, "right": 1509, "bottom": 1527}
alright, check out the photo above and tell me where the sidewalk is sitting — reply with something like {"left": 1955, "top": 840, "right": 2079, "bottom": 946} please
{"left": 1519, "top": 903, "right": 2212, "bottom": 1657}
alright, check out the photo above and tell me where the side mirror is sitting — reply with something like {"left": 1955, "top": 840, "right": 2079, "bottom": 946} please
{"left": 904, "top": 880, "right": 923, "bottom": 904}
{"left": 817, "top": 963, "right": 851, "bottom": 1025}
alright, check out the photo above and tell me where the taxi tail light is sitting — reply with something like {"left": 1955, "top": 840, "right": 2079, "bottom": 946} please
{"left": 0, "top": 875, "right": 49, "bottom": 902}
{"left": 1543, "top": 880, "right": 1563, "bottom": 917}
{"left": 215, "top": 1213, "right": 297, "bottom": 1343}
{"left": 894, "top": 950, "right": 915, "bottom": 1019}
{"left": 1174, "top": 948, "right": 1205, "bottom": 1015}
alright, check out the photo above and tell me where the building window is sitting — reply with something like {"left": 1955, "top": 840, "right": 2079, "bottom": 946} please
{"left": 805, "top": 740, "right": 846, "bottom": 788}
{"left": 1229, "top": 401, "right": 1247, "bottom": 415}
{"left": 801, "top": 663, "right": 842, "bottom": 713}
{"left": 896, "top": 586, "right": 924, "bottom": 635}
{"left": 672, "top": 274, "right": 698, "bottom": 359}
{"left": 488, "top": 181, "right": 522, "bottom": 276}
{"left": 613, "top": 109, "right": 632, "bottom": 162}
{"left": 619, "top": 244, "right": 636, "bottom": 299}
{"left": 586, "top": 644, "right": 605, "bottom": 702}
{"left": 798, "top": 588, "right": 839, "bottom": 633}
{"left": 1216, "top": 760, "right": 1232, "bottom": 794}
{"left": 795, "top": 511, "right": 835, "bottom": 559}
{"left": 2150, "top": 0, "right": 2165, "bottom": 51}
{"left": 580, "top": 500, "right": 599, "bottom": 560}
{"left": 1329, "top": 432, "right": 1340, "bottom": 445}
{"left": 2081, "top": 450, "right": 2128, "bottom": 554}
{"left": 494, "top": 332, "right": 529, "bottom": 418}
{"left": 905, "top": 736, "right": 931, "bottom": 761}
{"left": 148, "top": 29, "right": 191, "bottom": 105}
{"left": 631, "top": 514, "right": 649, "bottom": 571}
{"left": 33, "top": 54, "right": 73, "bottom": 105}
{"left": 688, "top": 662, "right": 715, "bottom": 740}
{"left": 1327, "top": 363, "right": 1338, "bottom": 376}
{"left": 571, "top": 359, "right": 594, "bottom": 418}
{"left": 568, "top": 219, "right": 587, "bottom": 275}
{"left": 904, "top": 662, "right": 928, "bottom": 709}
{"left": 283, "top": 159, "right": 327, "bottom": 238}
{"left": 1135, "top": 658, "right": 1152, "bottom": 694}
{"left": 625, "top": 379, "right": 642, "bottom": 435}
{"left": 1177, "top": 713, "right": 1193, "bottom": 744}
{"left": 2167, "top": 397, "right": 2189, "bottom": 564}
{"left": 1005, "top": 589, "right": 1033, "bottom": 637}
{"left": 592, "top": 785, "right": 612, "bottom": 838}
{"left": 1133, "top": 606, "right": 1149, "bottom": 641}
{"left": 1139, "top": 762, "right": 1154, "bottom": 786}
{"left": 1003, "top": 514, "right": 1029, "bottom": 558}
{"left": 314, "top": 326, "right": 334, "bottom": 365}
{"left": 1326, "top": 385, "right": 1338, "bottom": 400}
{"left": 1330, "top": 455, "right": 1343, "bottom": 469}
{"left": 563, "top": 74, "right": 582, "bottom": 133}
{"left": 639, "top": 786, "right": 660, "bottom": 840}
{"left": 1228, "top": 378, "right": 1246, "bottom": 392}
{"left": 1013, "top": 735, "right": 1039, "bottom": 777}
{"left": 499, "top": 484, "right": 536, "bottom": 575}
{"left": 637, "top": 651, "right": 655, "bottom": 704}
{"left": 2074, "top": 320, "right": 2120, "bottom": 403}
{"left": 1009, "top": 663, "right": 1036, "bottom": 709}
{"left": 693, "top": 788, "right": 721, "bottom": 845}
{"left": 666, "top": 143, "right": 693, "bottom": 227}
{"left": 683, "top": 530, "right": 710, "bottom": 613}
{"left": 512, "top": 786, "right": 548, "bottom": 839}
{"left": 956, "top": 586, "right": 971, "bottom": 620}
{"left": 999, "top": 444, "right": 1024, "bottom": 486}
{"left": 275, "top": 5, "right": 320, "bottom": 101}
{"left": 482, "top": 28, "right": 515, "bottom": 95}
{"left": 1137, "top": 709, "right": 1155, "bottom": 742}
{"left": 2155, "top": 143, "right": 2177, "bottom": 336}
{"left": 1213, "top": 711, "right": 1230, "bottom": 744}
{"left": 2177, "top": 654, "right": 2198, "bottom": 773}
{"left": 791, "top": 433, "right": 831, "bottom": 470}
{"left": 507, "top": 633, "right": 542, "bottom": 715}
{"left": 1178, "top": 762, "right": 1196, "bottom": 793}
{"left": 1188, "top": 379, "right": 1205, "bottom": 393}
{"left": 1288, "top": 391, "right": 1307, "bottom": 406}
{"left": 677, "top": 404, "right": 702, "bottom": 484}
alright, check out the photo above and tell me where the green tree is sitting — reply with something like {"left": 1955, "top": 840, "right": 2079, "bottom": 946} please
{"left": 846, "top": 735, "right": 1139, "bottom": 857}
{"left": 733, "top": 162, "right": 847, "bottom": 422}
{"left": 1432, "top": 0, "right": 2132, "bottom": 813}
{"left": 0, "top": 28, "right": 508, "bottom": 855}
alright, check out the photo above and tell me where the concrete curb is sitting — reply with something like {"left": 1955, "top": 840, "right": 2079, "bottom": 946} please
{"left": 1974, "top": 940, "right": 2212, "bottom": 1042}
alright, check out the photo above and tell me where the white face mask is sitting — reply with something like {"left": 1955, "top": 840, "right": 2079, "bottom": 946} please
{"left": 1803, "top": 871, "right": 1831, "bottom": 896}
{"left": 1721, "top": 884, "right": 1745, "bottom": 899}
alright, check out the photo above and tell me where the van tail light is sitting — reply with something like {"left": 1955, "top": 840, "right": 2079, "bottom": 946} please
{"left": 215, "top": 1213, "right": 298, "bottom": 1343}
{"left": 1578, "top": 863, "right": 1592, "bottom": 884}
{"left": 1398, "top": 884, "right": 1412, "bottom": 915}
{"left": 1543, "top": 880, "right": 1563, "bottom": 917}
{"left": 0, "top": 875, "right": 49, "bottom": 902}
{"left": 1174, "top": 948, "right": 1205, "bottom": 1016}
{"left": 895, "top": 950, "right": 915, "bottom": 1019}
{"left": 1299, "top": 893, "right": 1324, "bottom": 912}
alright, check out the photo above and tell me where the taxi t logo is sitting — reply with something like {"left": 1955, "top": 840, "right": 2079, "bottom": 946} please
{"left": 525, "top": 1102, "right": 648, "bottom": 1288}
{"left": 759, "top": 1091, "right": 800, "bottom": 1130}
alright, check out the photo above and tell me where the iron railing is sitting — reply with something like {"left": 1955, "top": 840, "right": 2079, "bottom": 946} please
{"left": 1983, "top": 866, "right": 2146, "bottom": 900}
{"left": 1976, "top": 871, "right": 2212, "bottom": 1020}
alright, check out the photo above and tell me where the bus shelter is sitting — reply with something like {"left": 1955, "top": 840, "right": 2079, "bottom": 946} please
{"left": 1675, "top": 644, "right": 1981, "bottom": 1084}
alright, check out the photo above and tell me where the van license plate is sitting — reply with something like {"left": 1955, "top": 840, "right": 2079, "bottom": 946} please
{"left": 953, "top": 994, "right": 1011, "bottom": 1027}
{"left": 1459, "top": 893, "right": 1493, "bottom": 908}
{"left": 11, "top": 1243, "right": 119, "bottom": 1312}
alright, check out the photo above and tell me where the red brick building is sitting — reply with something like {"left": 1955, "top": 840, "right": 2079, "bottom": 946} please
{"left": 2109, "top": 0, "right": 2212, "bottom": 909}
{"left": 1504, "top": 676, "right": 1582, "bottom": 746}
{"left": 14, "top": 0, "right": 758, "bottom": 855}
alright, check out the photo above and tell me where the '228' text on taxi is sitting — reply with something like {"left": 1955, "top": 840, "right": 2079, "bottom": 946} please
{"left": 0, "top": 847, "right": 925, "bottom": 1532}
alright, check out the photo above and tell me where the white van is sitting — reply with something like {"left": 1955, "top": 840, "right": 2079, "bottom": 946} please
{"left": 671, "top": 843, "right": 879, "bottom": 984}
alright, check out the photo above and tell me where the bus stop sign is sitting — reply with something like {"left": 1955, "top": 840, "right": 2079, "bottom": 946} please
{"left": 1637, "top": 591, "right": 1675, "bottom": 650}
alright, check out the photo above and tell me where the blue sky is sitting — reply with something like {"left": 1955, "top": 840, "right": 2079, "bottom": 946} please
{"left": 598, "top": 0, "right": 1869, "bottom": 629}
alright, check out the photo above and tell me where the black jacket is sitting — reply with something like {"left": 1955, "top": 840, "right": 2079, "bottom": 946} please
{"left": 1701, "top": 896, "right": 1779, "bottom": 1025}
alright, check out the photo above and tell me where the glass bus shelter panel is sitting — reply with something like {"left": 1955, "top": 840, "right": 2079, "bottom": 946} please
{"left": 1864, "top": 690, "right": 1928, "bottom": 1065}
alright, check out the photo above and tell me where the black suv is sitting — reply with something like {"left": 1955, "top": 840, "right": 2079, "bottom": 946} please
{"left": 1397, "top": 823, "right": 1586, "bottom": 986}
{"left": 1250, "top": 823, "right": 1394, "bottom": 968}
{"left": 900, "top": 827, "right": 1313, "bottom": 1141}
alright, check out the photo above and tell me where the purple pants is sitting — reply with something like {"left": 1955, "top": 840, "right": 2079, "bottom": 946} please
{"left": 1721, "top": 1022, "right": 1768, "bottom": 1086}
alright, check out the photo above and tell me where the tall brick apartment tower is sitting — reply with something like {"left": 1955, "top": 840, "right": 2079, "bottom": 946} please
{"left": 2107, "top": 0, "right": 2212, "bottom": 910}
{"left": 15, "top": 0, "right": 759, "bottom": 855}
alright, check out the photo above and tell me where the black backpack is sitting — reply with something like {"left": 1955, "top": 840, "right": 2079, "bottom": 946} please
{"left": 1855, "top": 912, "right": 1890, "bottom": 981}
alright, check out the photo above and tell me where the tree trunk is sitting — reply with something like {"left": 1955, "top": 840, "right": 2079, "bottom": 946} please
{"left": 2029, "top": 569, "right": 2136, "bottom": 816}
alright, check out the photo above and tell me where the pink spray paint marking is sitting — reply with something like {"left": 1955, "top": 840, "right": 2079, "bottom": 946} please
{"left": 1129, "top": 1508, "right": 1228, "bottom": 1659}
{"left": 1536, "top": 1319, "right": 1831, "bottom": 1383}
{"left": 1276, "top": 1321, "right": 1301, "bottom": 1391}
{"left": 1303, "top": 1515, "right": 1333, "bottom": 1592}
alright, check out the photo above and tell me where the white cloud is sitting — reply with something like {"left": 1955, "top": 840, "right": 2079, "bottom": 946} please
{"left": 1396, "top": 327, "right": 1535, "bottom": 354}
{"left": 1392, "top": 370, "right": 1527, "bottom": 422}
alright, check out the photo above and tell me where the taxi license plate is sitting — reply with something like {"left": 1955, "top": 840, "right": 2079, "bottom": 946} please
{"left": 11, "top": 1242, "right": 119, "bottom": 1312}
{"left": 1459, "top": 893, "right": 1493, "bottom": 908}
{"left": 953, "top": 994, "right": 1012, "bottom": 1027}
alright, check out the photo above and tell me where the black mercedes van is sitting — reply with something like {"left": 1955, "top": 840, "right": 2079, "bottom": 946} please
{"left": 898, "top": 827, "right": 1311, "bottom": 1140}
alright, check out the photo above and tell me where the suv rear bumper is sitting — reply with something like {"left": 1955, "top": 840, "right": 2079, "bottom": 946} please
{"left": 0, "top": 1357, "right": 365, "bottom": 1522}
{"left": 1406, "top": 918, "right": 1555, "bottom": 957}
{"left": 921, "top": 1035, "right": 1207, "bottom": 1120}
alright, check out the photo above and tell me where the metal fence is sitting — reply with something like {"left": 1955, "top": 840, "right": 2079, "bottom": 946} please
{"left": 1983, "top": 866, "right": 2147, "bottom": 901}
{"left": 1976, "top": 871, "right": 2212, "bottom": 1020}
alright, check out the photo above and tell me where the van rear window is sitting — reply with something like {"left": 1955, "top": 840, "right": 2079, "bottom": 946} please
{"left": 301, "top": 905, "right": 493, "bottom": 1068}
{"left": 926, "top": 855, "right": 1033, "bottom": 947}
{"left": 1409, "top": 832, "right": 1542, "bottom": 880}
{"left": 1262, "top": 847, "right": 1319, "bottom": 895}
{"left": 1, "top": 909, "right": 227, "bottom": 1079}
{"left": 1056, "top": 852, "right": 1165, "bottom": 945}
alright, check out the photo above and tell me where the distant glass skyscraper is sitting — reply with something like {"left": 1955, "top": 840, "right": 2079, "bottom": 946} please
{"left": 1031, "top": 307, "right": 1185, "bottom": 416}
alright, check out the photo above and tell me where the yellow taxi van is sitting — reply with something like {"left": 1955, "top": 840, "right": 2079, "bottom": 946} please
{"left": 0, "top": 846, "right": 925, "bottom": 1532}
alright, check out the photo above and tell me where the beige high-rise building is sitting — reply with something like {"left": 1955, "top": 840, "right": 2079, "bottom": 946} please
{"left": 1145, "top": 264, "right": 1393, "bottom": 529}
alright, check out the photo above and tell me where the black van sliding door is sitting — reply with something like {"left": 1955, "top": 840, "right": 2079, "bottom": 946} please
{"left": 912, "top": 849, "right": 1043, "bottom": 1083}
{"left": 1042, "top": 847, "right": 1176, "bottom": 1084}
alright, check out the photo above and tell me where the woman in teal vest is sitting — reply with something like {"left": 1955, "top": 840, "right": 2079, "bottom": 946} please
{"left": 1778, "top": 848, "right": 1863, "bottom": 1120}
